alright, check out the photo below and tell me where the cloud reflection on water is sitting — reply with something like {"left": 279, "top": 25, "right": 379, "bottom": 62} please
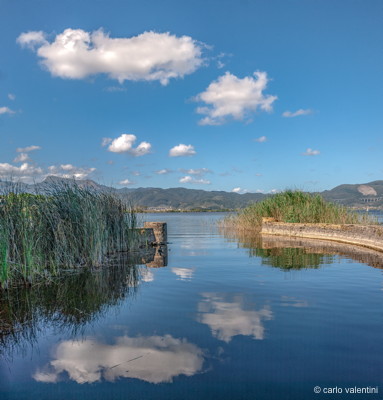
{"left": 171, "top": 267, "right": 194, "bottom": 281}
{"left": 33, "top": 334, "right": 205, "bottom": 384}
{"left": 197, "top": 293, "right": 273, "bottom": 342}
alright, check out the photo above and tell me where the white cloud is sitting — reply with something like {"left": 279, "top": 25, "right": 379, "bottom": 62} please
{"left": 255, "top": 173, "right": 262, "bottom": 177}
{"left": 302, "top": 148, "right": 320, "bottom": 156}
{"left": 155, "top": 168, "right": 173, "bottom": 175}
{"left": 16, "top": 145, "right": 41, "bottom": 153}
{"left": 282, "top": 109, "right": 313, "bottom": 118}
{"left": 18, "top": 29, "right": 204, "bottom": 85}
{"left": 254, "top": 136, "right": 267, "bottom": 143}
{"left": 194, "top": 71, "right": 277, "bottom": 125}
{"left": 47, "top": 164, "right": 96, "bottom": 179}
{"left": 118, "top": 179, "right": 134, "bottom": 185}
{"left": 101, "top": 137, "right": 113, "bottom": 147}
{"left": 0, "top": 161, "right": 95, "bottom": 183}
{"left": 169, "top": 144, "right": 196, "bottom": 157}
{"left": 103, "top": 134, "right": 151, "bottom": 156}
{"left": 33, "top": 334, "right": 205, "bottom": 384}
{"left": 171, "top": 267, "right": 194, "bottom": 281}
{"left": 17, "top": 31, "right": 47, "bottom": 49}
{"left": 180, "top": 168, "right": 211, "bottom": 176}
{"left": 197, "top": 293, "right": 273, "bottom": 343}
{"left": 179, "top": 176, "right": 211, "bottom": 185}
{"left": 231, "top": 187, "right": 248, "bottom": 194}
{"left": 13, "top": 153, "right": 30, "bottom": 163}
{"left": 8, "top": 93, "right": 16, "bottom": 101}
{"left": 0, "top": 162, "right": 43, "bottom": 181}
{"left": 0, "top": 106, "right": 15, "bottom": 115}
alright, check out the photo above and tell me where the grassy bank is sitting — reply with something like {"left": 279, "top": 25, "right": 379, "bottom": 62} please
{"left": 0, "top": 182, "right": 137, "bottom": 289}
{"left": 222, "top": 190, "right": 375, "bottom": 232}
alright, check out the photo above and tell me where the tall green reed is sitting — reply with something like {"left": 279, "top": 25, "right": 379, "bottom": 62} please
{"left": 222, "top": 190, "right": 376, "bottom": 232}
{"left": 0, "top": 181, "right": 137, "bottom": 288}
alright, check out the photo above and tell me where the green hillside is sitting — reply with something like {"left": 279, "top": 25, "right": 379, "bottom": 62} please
{"left": 1, "top": 177, "right": 383, "bottom": 210}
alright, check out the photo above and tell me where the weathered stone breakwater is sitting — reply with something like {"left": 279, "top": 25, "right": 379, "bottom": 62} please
{"left": 261, "top": 219, "right": 383, "bottom": 252}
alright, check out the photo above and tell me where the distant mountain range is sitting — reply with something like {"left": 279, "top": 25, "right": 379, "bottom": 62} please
{"left": 1, "top": 176, "right": 383, "bottom": 210}
{"left": 320, "top": 180, "right": 383, "bottom": 207}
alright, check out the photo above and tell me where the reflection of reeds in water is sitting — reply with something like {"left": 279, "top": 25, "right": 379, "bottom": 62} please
{"left": 252, "top": 247, "right": 331, "bottom": 270}
{"left": 0, "top": 259, "right": 140, "bottom": 359}
{"left": 222, "top": 229, "right": 332, "bottom": 270}
{"left": 222, "top": 228, "right": 383, "bottom": 270}
{"left": 0, "top": 181, "right": 138, "bottom": 288}
{"left": 220, "top": 190, "right": 376, "bottom": 232}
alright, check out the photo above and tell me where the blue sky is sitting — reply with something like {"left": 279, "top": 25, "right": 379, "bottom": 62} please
{"left": 0, "top": 0, "right": 382, "bottom": 193}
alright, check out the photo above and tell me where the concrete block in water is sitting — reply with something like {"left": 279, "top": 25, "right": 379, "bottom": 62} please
{"left": 144, "top": 222, "right": 167, "bottom": 244}
{"left": 134, "top": 228, "right": 156, "bottom": 247}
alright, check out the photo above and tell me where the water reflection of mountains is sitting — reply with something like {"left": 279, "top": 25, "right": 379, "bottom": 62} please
{"left": 224, "top": 231, "right": 383, "bottom": 270}
{"left": 0, "top": 247, "right": 168, "bottom": 359}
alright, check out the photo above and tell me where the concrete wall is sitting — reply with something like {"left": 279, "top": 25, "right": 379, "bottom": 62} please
{"left": 261, "top": 219, "right": 383, "bottom": 252}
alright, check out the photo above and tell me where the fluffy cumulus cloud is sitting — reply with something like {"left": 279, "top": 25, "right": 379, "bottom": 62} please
{"left": 282, "top": 109, "right": 313, "bottom": 118}
{"left": 0, "top": 106, "right": 15, "bottom": 115}
{"left": 17, "top": 29, "right": 204, "bottom": 85}
{"left": 180, "top": 168, "right": 211, "bottom": 176}
{"left": 13, "top": 153, "right": 30, "bottom": 163}
{"left": 0, "top": 162, "right": 43, "bottom": 181}
{"left": 17, "top": 30, "right": 47, "bottom": 49}
{"left": 254, "top": 136, "right": 267, "bottom": 143}
{"left": 194, "top": 71, "right": 277, "bottom": 125}
{"left": 0, "top": 145, "right": 95, "bottom": 183}
{"left": 118, "top": 179, "right": 134, "bottom": 186}
{"left": 102, "top": 134, "right": 151, "bottom": 156}
{"left": 47, "top": 164, "right": 96, "bottom": 179}
{"left": 169, "top": 144, "right": 196, "bottom": 157}
{"left": 155, "top": 168, "right": 173, "bottom": 175}
{"left": 179, "top": 176, "right": 211, "bottom": 185}
{"left": 302, "top": 148, "right": 320, "bottom": 156}
{"left": 33, "top": 335, "right": 205, "bottom": 384}
{"left": 13, "top": 144, "right": 40, "bottom": 164}
{"left": 231, "top": 187, "right": 248, "bottom": 194}
{"left": 16, "top": 145, "right": 41, "bottom": 153}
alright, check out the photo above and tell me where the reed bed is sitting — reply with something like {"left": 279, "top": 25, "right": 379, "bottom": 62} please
{"left": 221, "top": 190, "right": 375, "bottom": 232}
{"left": 0, "top": 182, "right": 137, "bottom": 289}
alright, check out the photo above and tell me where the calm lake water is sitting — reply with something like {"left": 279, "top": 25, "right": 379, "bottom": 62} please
{"left": 1, "top": 212, "right": 383, "bottom": 400}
